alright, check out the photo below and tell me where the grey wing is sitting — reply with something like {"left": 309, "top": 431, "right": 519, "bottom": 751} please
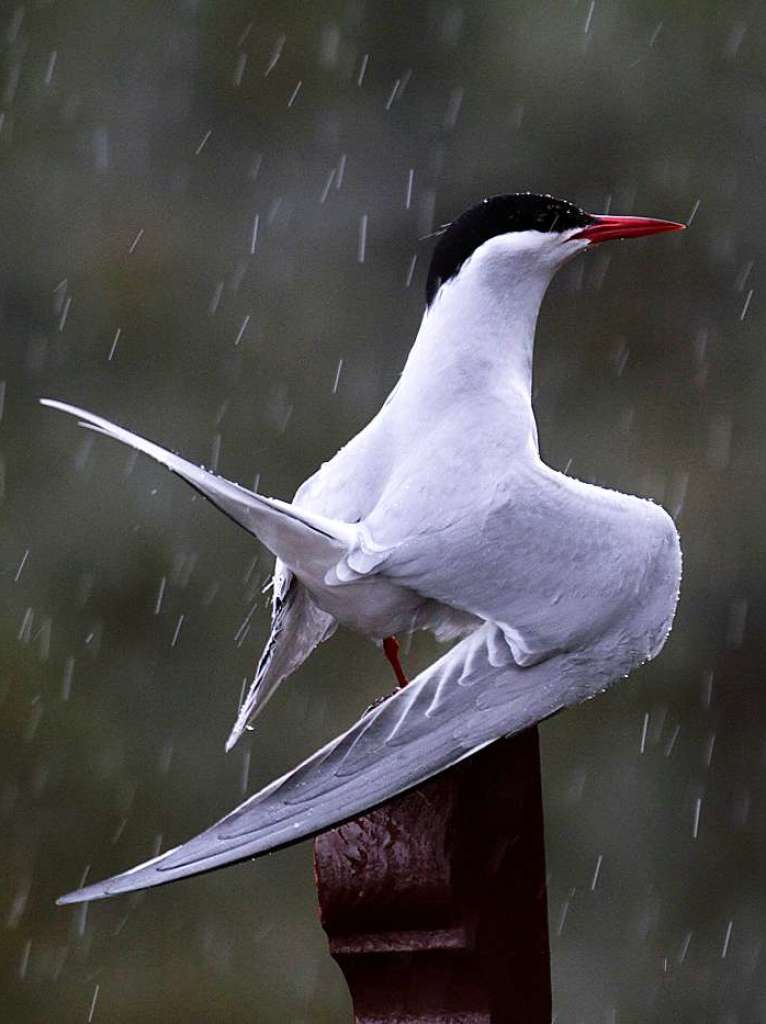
{"left": 226, "top": 563, "right": 336, "bottom": 751}
{"left": 58, "top": 622, "right": 597, "bottom": 904}
{"left": 349, "top": 460, "right": 679, "bottom": 666}
{"left": 41, "top": 400, "right": 359, "bottom": 580}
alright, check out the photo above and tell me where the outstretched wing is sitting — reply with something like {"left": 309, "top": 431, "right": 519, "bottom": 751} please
{"left": 226, "top": 568, "right": 336, "bottom": 751}
{"left": 58, "top": 622, "right": 607, "bottom": 904}
{"left": 41, "top": 400, "right": 359, "bottom": 585}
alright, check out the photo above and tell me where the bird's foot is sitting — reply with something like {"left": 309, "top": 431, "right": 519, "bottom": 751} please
{"left": 383, "top": 635, "right": 409, "bottom": 687}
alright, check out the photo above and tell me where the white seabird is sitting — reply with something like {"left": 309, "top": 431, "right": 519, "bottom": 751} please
{"left": 43, "top": 192, "right": 685, "bottom": 904}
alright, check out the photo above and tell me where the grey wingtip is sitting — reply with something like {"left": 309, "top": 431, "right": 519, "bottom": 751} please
{"left": 56, "top": 892, "right": 83, "bottom": 906}
{"left": 56, "top": 886, "right": 100, "bottom": 906}
{"left": 224, "top": 722, "right": 245, "bottom": 753}
{"left": 226, "top": 699, "right": 258, "bottom": 753}
{"left": 40, "top": 397, "right": 81, "bottom": 417}
{"left": 55, "top": 842, "right": 185, "bottom": 905}
{"left": 56, "top": 872, "right": 138, "bottom": 904}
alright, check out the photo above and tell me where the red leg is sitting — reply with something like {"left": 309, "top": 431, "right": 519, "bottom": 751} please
{"left": 383, "top": 635, "right": 408, "bottom": 688}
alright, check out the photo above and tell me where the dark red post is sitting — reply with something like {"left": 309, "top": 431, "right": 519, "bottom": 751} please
{"left": 314, "top": 727, "right": 552, "bottom": 1022}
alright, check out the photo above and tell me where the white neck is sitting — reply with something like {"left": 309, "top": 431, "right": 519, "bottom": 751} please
{"left": 400, "top": 253, "right": 556, "bottom": 402}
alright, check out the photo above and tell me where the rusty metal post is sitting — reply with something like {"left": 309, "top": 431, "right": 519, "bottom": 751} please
{"left": 314, "top": 727, "right": 551, "bottom": 1022}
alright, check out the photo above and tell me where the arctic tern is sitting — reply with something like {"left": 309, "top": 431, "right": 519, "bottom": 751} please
{"left": 43, "top": 192, "right": 685, "bottom": 904}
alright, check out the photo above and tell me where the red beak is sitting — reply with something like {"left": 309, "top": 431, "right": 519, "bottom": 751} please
{"left": 572, "top": 214, "right": 686, "bottom": 244}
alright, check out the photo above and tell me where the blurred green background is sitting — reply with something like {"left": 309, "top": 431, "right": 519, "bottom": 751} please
{"left": 2, "top": 1, "right": 765, "bottom": 1020}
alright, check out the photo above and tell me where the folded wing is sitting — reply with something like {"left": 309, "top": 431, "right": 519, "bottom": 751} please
{"left": 58, "top": 620, "right": 594, "bottom": 904}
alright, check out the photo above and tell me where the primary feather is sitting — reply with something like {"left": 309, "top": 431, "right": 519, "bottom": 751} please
{"left": 56, "top": 619, "right": 627, "bottom": 904}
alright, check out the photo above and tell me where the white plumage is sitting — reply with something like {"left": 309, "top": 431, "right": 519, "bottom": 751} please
{"left": 43, "top": 195, "right": 684, "bottom": 904}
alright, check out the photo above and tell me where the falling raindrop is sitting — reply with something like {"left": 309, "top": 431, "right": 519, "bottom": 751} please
{"left": 405, "top": 254, "right": 418, "bottom": 288}
{"left": 319, "top": 169, "right": 336, "bottom": 204}
{"left": 358, "top": 214, "right": 368, "bottom": 264}
{"left": 640, "top": 711, "right": 649, "bottom": 754}
{"left": 13, "top": 548, "right": 28, "bottom": 582}
{"left": 264, "top": 34, "right": 286, "bottom": 77}
{"left": 235, "top": 315, "right": 251, "bottom": 346}
{"left": 443, "top": 87, "right": 464, "bottom": 129}
{"left": 127, "top": 228, "right": 144, "bottom": 254}
{"left": 195, "top": 130, "right": 212, "bottom": 156}
{"left": 590, "top": 854, "right": 603, "bottom": 891}
{"left": 107, "top": 328, "right": 121, "bottom": 361}
{"left": 18, "top": 938, "right": 32, "bottom": 980}
{"left": 171, "top": 614, "right": 184, "bottom": 646}
{"left": 405, "top": 169, "right": 415, "bottom": 210}
{"left": 692, "top": 796, "right": 702, "bottom": 839}
{"left": 332, "top": 359, "right": 344, "bottom": 394}
{"left": 240, "top": 749, "right": 251, "bottom": 794}
{"left": 287, "top": 81, "right": 302, "bottom": 108}
{"left": 583, "top": 1, "right": 596, "bottom": 34}
{"left": 232, "top": 52, "right": 247, "bottom": 87}
{"left": 61, "top": 656, "right": 75, "bottom": 701}
{"left": 677, "top": 931, "right": 693, "bottom": 963}
{"left": 721, "top": 920, "right": 734, "bottom": 959}
{"left": 87, "top": 983, "right": 100, "bottom": 1022}
{"left": 208, "top": 281, "right": 224, "bottom": 315}
{"left": 154, "top": 576, "right": 167, "bottom": 615}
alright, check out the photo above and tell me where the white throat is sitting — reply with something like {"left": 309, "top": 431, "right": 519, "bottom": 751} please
{"left": 402, "top": 243, "right": 562, "bottom": 401}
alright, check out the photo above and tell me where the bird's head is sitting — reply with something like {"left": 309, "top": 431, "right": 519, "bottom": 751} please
{"left": 425, "top": 193, "right": 685, "bottom": 307}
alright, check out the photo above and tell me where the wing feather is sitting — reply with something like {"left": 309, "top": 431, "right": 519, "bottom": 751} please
{"left": 41, "top": 400, "right": 358, "bottom": 581}
{"left": 57, "top": 622, "right": 601, "bottom": 905}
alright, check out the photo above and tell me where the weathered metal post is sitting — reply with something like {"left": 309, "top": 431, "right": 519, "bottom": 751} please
{"left": 314, "top": 726, "right": 551, "bottom": 1022}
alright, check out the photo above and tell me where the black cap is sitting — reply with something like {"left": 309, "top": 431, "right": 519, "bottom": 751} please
{"left": 426, "top": 193, "right": 594, "bottom": 306}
